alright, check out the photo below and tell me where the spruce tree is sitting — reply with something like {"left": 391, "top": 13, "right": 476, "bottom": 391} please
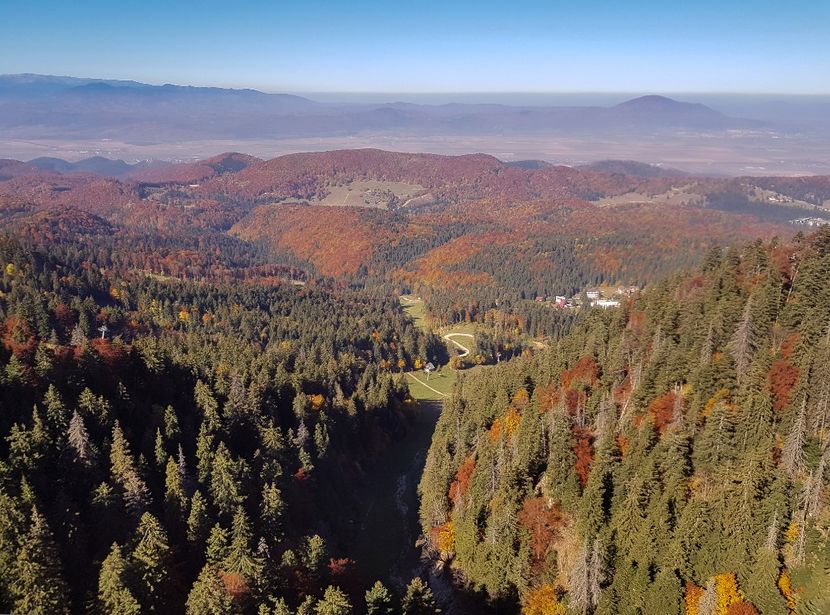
{"left": 188, "top": 490, "right": 210, "bottom": 547}
{"left": 365, "top": 580, "right": 395, "bottom": 614}
{"left": 185, "top": 565, "right": 234, "bottom": 615}
{"left": 10, "top": 507, "right": 71, "bottom": 615}
{"left": 402, "top": 577, "right": 440, "bottom": 615}
{"left": 223, "top": 506, "right": 262, "bottom": 579}
{"left": 315, "top": 585, "right": 352, "bottom": 615}
{"left": 131, "top": 512, "right": 173, "bottom": 612}
{"left": 98, "top": 542, "right": 141, "bottom": 615}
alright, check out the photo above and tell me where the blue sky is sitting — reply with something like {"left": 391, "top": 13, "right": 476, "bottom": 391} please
{"left": 2, "top": 0, "right": 828, "bottom": 94}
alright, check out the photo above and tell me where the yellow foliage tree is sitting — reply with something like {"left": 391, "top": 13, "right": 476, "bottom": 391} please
{"left": 437, "top": 521, "right": 455, "bottom": 554}
{"left": 777, "top": 570, "right": 797, "bottom": 611}
{"left": 714, "top": 572, "right": 743, "bottom": 613}
{"left": 503, "top": 407, "right": 522, "bottom": 438}
{"left": 522, "top": 584, "right": 565, "bottom": 615}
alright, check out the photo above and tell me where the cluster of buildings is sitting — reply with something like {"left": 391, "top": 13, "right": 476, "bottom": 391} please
{"left": 535, "top": 285, "right": 638, "bottom": 310}
{"left": 791, "top": 217, "right": 830, "bottom": 227}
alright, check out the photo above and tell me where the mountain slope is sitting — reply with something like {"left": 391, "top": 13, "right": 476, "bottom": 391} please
{"left": 419, "top": 230, "right": 830, "bottom": 612}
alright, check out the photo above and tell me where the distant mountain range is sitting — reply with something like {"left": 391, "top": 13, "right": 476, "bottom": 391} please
{"left": 0, "top": 74, "right": 759, "bottom": 143}
{"left": 3, "top": 74, "right": 830, "bottom": 176}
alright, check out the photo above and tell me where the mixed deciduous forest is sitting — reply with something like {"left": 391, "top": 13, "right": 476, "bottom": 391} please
{"left": 0, "top": 149, "right": 828, "bottom": 614}
{"left": 419, "top": 230, "right": 830, "bottom": 614}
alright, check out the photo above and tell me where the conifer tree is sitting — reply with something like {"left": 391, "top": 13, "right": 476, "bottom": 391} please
{"left": 206, "top": 523, "right": 229, "bottom": 566}
{"left": 260, "top": 481, "right": 285, "bottom": 545}
{"left": 315, "top": 585, "right": 352, "bottom": 615}
{"left": 402, "top": 577, "right": 440, "bottom": 615}
{"left": 165, "top": 455, "right": 187, "bottom": 514}
{"left": 188, "top": 490, "right": 210, "bottom": 547}
{"left": 67, "top": 409, "right": 95, "bottom": 465}
{"left": 365, "top": 580, "right": 395, "bottom": 614}
{"left": 131, "top": 512, "right": 173, "bottom": 612}
{"left": 745, "top": 542, "right": 789, "bottom": 615}
{"left": 98, "top": 542, "right": 141, "bottom": 615}
{"left": 10, "top": 507, "right": 71, "bottom": 615}
{"left": 223, "top": 506, "right": 262, "bottom": 579}
{"left": 185, "top": 564, "right": 234, "bottom": 615}
{"left": 209, "top": 442, "right": 245, "bottom": 515}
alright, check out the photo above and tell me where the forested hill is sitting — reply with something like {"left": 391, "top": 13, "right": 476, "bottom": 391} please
{"left": 419, "top": 229, "right": 830, "bottom": 614}
{"left": 0, "top": 234, "right": 446, "bottom": 613}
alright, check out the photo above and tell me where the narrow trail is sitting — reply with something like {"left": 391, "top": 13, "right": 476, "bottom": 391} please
{"left": 443, "top": 332, "right": 474, "bottom": 358}
{"left": 406, "top": 372, "right": 448, "bottom": 398}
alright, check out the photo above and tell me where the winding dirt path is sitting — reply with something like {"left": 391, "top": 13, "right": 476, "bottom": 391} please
{"left": 443, "top": 332, "right": 474, "bottom": 358}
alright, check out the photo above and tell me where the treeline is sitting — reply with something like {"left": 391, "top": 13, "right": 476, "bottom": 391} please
{"left": 0, "top": 233, "right": 444, "bottom": 614}
{"left": 419, "top": 230, "right": 830, "bottom": 614}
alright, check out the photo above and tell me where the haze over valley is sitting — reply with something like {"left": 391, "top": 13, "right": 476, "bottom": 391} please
{"left": 2, "top": 74, "right": 830, "bottom": 175}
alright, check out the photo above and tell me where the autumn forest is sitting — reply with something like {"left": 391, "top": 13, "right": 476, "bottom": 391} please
{"left": 0, "top": 149, "right": 828, "bottom": 614}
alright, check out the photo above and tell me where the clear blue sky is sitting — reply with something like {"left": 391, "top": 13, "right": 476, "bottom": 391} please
{"left": 2, "top": 0, "right": 828, "bottom": 94}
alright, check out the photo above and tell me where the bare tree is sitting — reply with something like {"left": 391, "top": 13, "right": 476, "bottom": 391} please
{"left": 728, "top": 299, "right": 755, "bottom": 385}
{"left": 781, "top": 397, "right": 808, "bottom": 477}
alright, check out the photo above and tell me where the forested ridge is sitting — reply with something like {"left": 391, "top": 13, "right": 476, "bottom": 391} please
{"left": 0, "top": 233, "right": 445, "bottom": 614}
{"left": 419, "top": 230, "right": 830, "bottom": 614}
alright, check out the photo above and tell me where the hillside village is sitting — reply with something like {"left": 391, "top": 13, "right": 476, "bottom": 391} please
{"left": 536, "top": 284, "right": 638, "bottom": 309}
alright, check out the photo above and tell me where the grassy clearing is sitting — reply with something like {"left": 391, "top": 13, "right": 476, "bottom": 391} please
{"left": 440, "top": 322, "right": 477, "bottom": 337}
{"left": 316, "top": 180, "right": 424, "bottom": 208}
{"left": 399, "top": 295, "right": 427, "bottom": 329}
{"left": 405, "top": 369, "right": 458, "bottom": 401}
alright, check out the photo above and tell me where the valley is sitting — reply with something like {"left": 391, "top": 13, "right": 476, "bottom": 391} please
{"left": 0, "top": 147, "right": 829, "bottom": 613}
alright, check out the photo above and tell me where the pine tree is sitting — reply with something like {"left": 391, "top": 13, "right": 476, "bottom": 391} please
{"left": 67, "top": 410, "right": 95, "bottom": 465}
{"left": 644, "top": 567, "right": 682, "bottom": 615}
{"left": 98, "top": 542, "right": 141, "bottom": 615}
{"left": 728, "top": 299, "right": 756, "bottom": 385}
{"left": 165, "top": 455, "right": 187, "bottom": 517}
{"left": 185, "top": 565, "right": 234, "bottom": 615}
{"left": 0, "top": 490, "right": 24, "bottom": 607}
{"left": 43, "top": 384, "right": 69, "bottom": 434}
{"left": 402, "top": 577, "right": 440, "bottom": 615}
{"left": 10, "top": 507, "right": 71, "bottom": 615}
{"left": 154, "top": 428, "right": 167, "bottom": 469}
{"left": 781, "top": 397, "right": 807, "bottom": 477}
{"left": 123, "top": 472, "right": 151, "bottom": 517}
{"left": 315, "top": 585, "right": 352, "bottom": 615}
{"left": 131, "top": 512, "right": 173, "bottom": 612}
{"left": 206, "top": 523, "right": 229, "bottom": 566}
{"left": 365, "top": 580, "right": 395, "bottom": 614}
{"left": 188, "top": 490, "right": 210, "bottom": 547}
{"left": 303, "top": 534, "right": 327, "bottom": 576}
{"left": 260, "top": 482, "right": 284, "bottom": 546}
{"left": 209, "top": 442, "right": 245, "bottom": 515}
{"left": 164, "top": 405, "right": 180, "bottom": 440}
{"left": 223, "top": 506, "right": 262, "bottom": 579}
{"left": 195, "top": 380, "right": 222, "bottom": 434}
{"left": 196, "top": 423, "right": 215, "bottom": 483}
{"left": 744, "top": 543, "right": 788, "bottom": 615}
